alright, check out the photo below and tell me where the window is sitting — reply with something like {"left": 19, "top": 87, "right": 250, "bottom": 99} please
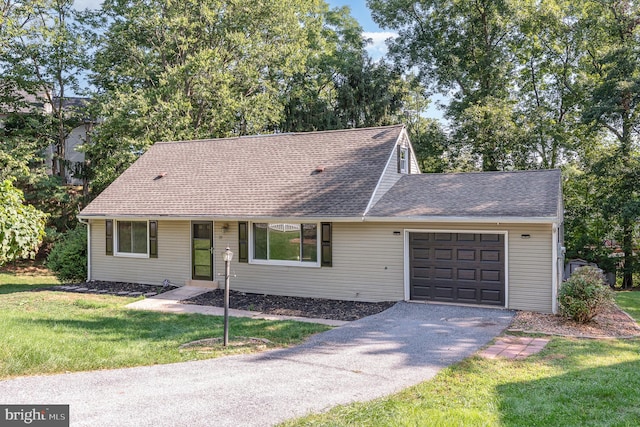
{"left": 252, "top": 223, "right": 318, "bottom": 265}
{"left": 116, "top": 220, "right": 148, "bottom": 256}
{"left": 399, "top": 146, "right": 409, "bottom": 174}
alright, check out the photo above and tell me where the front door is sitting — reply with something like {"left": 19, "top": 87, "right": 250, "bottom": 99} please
{"left": 192, "top": 222, "right": 213, "bottom": 281}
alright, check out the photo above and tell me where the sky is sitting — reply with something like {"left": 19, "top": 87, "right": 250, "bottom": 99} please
{"left": 326, "top": 0, "right": 395, "bottom": 60}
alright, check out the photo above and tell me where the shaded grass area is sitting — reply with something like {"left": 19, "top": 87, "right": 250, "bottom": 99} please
{"left": 0, "top": 271, "right": 59, "bottom": 294}
{"left": 0, "top": 274, "right": 329, "bottom": 379}
{"left": 283, "top": 297, "right": 640, "bottom": 427}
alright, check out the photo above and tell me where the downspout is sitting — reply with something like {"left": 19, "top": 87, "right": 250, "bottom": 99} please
{"left": 78, "top": 218, "right": 91, "bottom": 281}
{"left": 551, "top": 223, "right": 558, "bottom": 314}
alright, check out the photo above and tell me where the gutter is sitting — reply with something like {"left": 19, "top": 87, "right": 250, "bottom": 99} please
{"left": 78, "top": 213, "right": 559, "bottom": 225}
{"left": 77, "top": 218, "right": 91, "bottom": 282}
{"left": 361, "top": 215, "right": 560, "bottom": 224}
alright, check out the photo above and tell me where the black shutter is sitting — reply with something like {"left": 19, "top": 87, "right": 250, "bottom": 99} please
{"left": 149, "top": 220, "right": 158, "bottom": 258}
{"left": 321, "top": 222, "right": 332, "bottom": 267}
{"left": 105, "top": 219, "right": 113, "bottom": 255}
{"left": 238, "top": 222, "right": 248, "bottom": 263}
{"left": 407, "top": 148, "right": 411, "bottom": 174}
{"left": 397, "top": 144, "right": 401, "bottom": 173}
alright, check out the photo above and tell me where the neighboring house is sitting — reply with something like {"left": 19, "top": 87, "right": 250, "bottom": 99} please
{"left": 0, "top": 90, "right": 90, "bottom": 185}
{"left": 45, "top": 97, "right": 92, "bottom": 185}
{"left": 79, "top": 125, "right": 564, "bottom": 313}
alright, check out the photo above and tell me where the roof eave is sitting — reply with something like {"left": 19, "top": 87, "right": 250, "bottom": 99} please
{"left": 79, "top": 213, "right": 559, "bottom": 224}
{"left": 362, "top": 215, "right": 559, "bottom": 224}
{"left": 77, "top": 213, "right": 368, "bottom": 223}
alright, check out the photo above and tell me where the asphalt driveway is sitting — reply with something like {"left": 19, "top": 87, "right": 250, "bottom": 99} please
{"left": 0, "top": 302, "right": 513, "bottom": 427}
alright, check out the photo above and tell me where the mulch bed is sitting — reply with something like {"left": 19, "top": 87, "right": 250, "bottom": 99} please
{"left": 42, "top": 281, "right": 177, "bottom": 297}
{"left": 182, "top": 289, "right": 396, "bottom": 322}
{"left": 509, "top": 304, "right": 640, "bottom": 338}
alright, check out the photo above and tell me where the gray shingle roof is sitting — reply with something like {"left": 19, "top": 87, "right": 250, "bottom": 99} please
{"left": 367, "top": 170, "right": 562, "bottom": 219}
{"left": 80, "top": 125, "right": 404, "bottom": 218}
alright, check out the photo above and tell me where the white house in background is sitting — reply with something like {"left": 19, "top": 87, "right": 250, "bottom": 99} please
{"left": 79, "top": 125, "right": 565, "bottom": 313}
{"left": 0, "top": 91, "right": 91, "bottom": 185}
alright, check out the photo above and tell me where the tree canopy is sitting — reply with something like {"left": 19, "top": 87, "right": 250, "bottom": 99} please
{"left": 0, "top": 0, "right": 638, "bottom": 287}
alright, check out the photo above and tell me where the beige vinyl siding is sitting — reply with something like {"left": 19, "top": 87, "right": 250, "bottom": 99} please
{"left": 409, "top": 147, "right": 420, "bottom": 174}
{"left": 90, "top": 219, "right": 191, "bottom": 285}
{"left": 214, "top": 221, "right": 554, "bottom": 312}
{"left": 89, "top": 219, "right": 554, "bottom": 312}
{"left": 368, "top": 164, "right": 402, "bottom": 210}
{"left": 214, "top": 221, "right": 405, "bottom": 302}
{"left": 367, "top": 131, "right": 421, "bottom": 212}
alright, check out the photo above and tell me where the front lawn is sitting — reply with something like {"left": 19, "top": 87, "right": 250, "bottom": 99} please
{"left": 0, "top": 272, "right": 330, "bottom": 378}
{"left": 283, "top": 293, "right": 640, "bottom": 427}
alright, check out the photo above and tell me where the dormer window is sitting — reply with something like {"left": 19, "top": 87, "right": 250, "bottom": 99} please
{"left": 399, "top": 146, "right": 409, "bottom": 174}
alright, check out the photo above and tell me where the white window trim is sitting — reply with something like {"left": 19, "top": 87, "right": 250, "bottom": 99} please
{"left": 114, "top": 219, "right": 150, "bottom": 258}
{"left": 400, "top": 146, "right": 409, "bottom": 174}
{"left": 249, "top": 222, "right": 321, "bottom": 268}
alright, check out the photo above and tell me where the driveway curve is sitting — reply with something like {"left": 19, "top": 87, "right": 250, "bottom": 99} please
{"left": 0, "top": 302, "right": 513, "bottom": 427}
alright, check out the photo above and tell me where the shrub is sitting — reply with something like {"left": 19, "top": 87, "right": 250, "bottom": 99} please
{"left": 46, "top": 226, "right": 87, "bottom": 283}
{"left": 559, "top": 266, "right": 614, "bottom": 323}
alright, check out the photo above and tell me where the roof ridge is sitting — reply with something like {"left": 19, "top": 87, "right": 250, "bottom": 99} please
{"left": 405, "top": 169, "right": 561, "bottom": 177}
{"left": 155, "top": 124, "right": 405, "bottom": 145}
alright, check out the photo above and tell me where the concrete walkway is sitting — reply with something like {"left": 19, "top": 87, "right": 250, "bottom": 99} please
{"left": 0, "top": 303, "right": 513, "bottom": 427}
{"left": 126, "top": 286, "right": 348, "bottom": 327}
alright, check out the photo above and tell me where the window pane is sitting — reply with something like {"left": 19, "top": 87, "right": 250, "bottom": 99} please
{"left": 269, "top": 224, "right": 300, "bottom": 261}
{"left": 118, "top": 222, "right": 132, "bottom": 253}
{"left": 132, "top": 222, "right": 148, "bottom": 253}
{"left": 254, "top": 223, "right": 268, "bottom": 260}
{"left": 301, "top": 224, "right": 317, "bottom": 262}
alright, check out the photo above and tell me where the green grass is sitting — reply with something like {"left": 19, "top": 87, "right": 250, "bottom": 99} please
{"left": 0, "top": 273, "right": 330, "bottom": 378}
{"left": 615, "top": 290, "right": 640, "bottom": 322}
{"left": 0, "top": 271, "right": 60, "bottom": 294}
{"left": 283, "top": 296, "right": 640, "bottom": 427}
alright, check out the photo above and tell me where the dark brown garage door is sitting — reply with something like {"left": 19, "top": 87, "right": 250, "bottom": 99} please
{"left": 409, "top": 232, "right": 505, "bottom": 306}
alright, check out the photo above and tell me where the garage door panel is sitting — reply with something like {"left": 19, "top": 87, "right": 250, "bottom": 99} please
{"left": 435, "top": 268, "right": 453, "bottom": 279}
{"left": 409, "top": 232, "right": 505, "bottom": 306}
{"left": 411, "top": 283, "right": 431, "bottom": 298}
{"left": 480, "top": 270, "right": 501, "bottom": 282}
{"left": 434, "top": 287, "right": 454, "bottom": 300}
{"left": 434, "top": 249, "right": 452, "bottom": 260}
{"left": 480, "top": 250, "right": 500, "bottom": 262}
{"left": 456, "top": 288, "right": 478, "bottom": 301}
{"left": 481, "top": 289, "right": 502, "bottom": 302}
{"left": 412, "top": 248, "right": 430, "bottom": 260}
{"left": 412, "top": 267, "right": 430, "bottom": 279}
{"left": 457, "top": 269, "right": 476, "bottom": 280}
{"left": 456, "top": 249, "right": 476, "bottom": 261}
{"left": 434, "top": 233, "right": 453, "bottom": 241}
{"left": 456, "top": 233, "right": 476, "bottom": 242}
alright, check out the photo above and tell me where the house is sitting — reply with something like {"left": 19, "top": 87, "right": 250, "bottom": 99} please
{"left": 0, "top": 90, "right": 91, "bottom": 185}
{"left": 78, "top": 125, "right": 564, "bottom": 313}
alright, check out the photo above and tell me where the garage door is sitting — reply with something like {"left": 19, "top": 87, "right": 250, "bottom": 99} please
{"left": 409, "top": 232, "right": 505, "bottom": 306}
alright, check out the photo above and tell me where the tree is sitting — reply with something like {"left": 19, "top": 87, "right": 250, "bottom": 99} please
{"left": 2, "top": 0, "right": 89, "bottom": 183}
{"left": 279, "top": 6, "right": 412, "bottom": 132}
{"left": 369, "top": 0, "right": 520, "bottom": 171}
{"left": 0, "top": 179, "right": 47, "bottom": 266}
{"left": 86, "top": 0, "right": 332, "bottom": 193}
{"left": 512, "top": 0, "right": 591, "bottom": 169}
{"left": 580, "top": 0, "right": 640, "bottom": 288}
